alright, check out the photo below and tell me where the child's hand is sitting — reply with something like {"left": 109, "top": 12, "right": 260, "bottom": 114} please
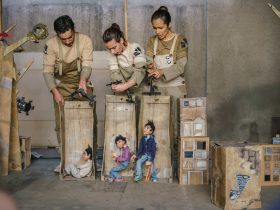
{"left": 146, "top": 161, "right": 152, "bottom": 166}
{"left": 112, "top": 152, "right": 117, "bottom": 158}
{"left": 112, "top": 156, "right": 116, "bottom": 161}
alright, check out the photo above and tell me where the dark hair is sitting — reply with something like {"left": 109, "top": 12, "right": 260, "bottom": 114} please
{"left": 103, "top": 23, "right": 125, "bottom": 43}
{"left": 85, "top": 145, "right": 93, "bottom": 160}
{"left": 54, "top": 15, "right": 75, "bottom": 34}
{"left": 145, "top": 120, "right": 155, "bottom": 133}
{"left": 115, "top": 134, "right": 127, "bottom": 144}
{"left": 151, "top": 6, "right": 171, "bottom": 25}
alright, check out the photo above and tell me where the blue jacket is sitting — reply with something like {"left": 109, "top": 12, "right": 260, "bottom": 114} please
{"left": 136, "top": 134, "right": 156, "bottom": 161}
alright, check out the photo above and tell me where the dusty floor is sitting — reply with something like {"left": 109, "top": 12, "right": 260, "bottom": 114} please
{"left": 0, "top": 159, "right": 279, "bottom": 210}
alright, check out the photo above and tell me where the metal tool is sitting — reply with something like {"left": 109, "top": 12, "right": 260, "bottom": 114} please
{"left": 17, "top": 97, "right": 34, "bottom": 115}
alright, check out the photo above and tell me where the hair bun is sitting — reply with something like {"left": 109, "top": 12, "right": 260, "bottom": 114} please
{"left": 110, "top": 23, "right": 120, "bottom": 30}
{"left": 158, "top": 6, "right": 168, "bottom": 11}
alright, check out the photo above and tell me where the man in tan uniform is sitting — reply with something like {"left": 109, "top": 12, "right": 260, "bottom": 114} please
{"left": 43, "top": 15, "right": 93, "bottom": 172}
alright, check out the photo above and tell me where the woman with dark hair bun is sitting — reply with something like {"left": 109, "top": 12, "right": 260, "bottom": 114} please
{"left": 146, "top": 6, "right": 188, "bottom": 164}
{"left": 103, "top": 23, "right": 146, "bottom": 93}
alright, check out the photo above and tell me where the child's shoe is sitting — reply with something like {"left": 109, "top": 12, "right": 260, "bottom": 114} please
{"left": 134, "top": 176, "right": 142, "bottom": 182}
{"left": 107, "top": 177, "right": 114, "bottom": 183}
{"left": 115, "top": 178, "right": 124, "bottom": 182}
{"left": 152, "top": 179, "right": 158, "bottom": 183}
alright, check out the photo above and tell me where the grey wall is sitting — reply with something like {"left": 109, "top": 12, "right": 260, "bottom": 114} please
{"left": 207, "top": 0, "right": 280, "bottom": 142}
{"left": 4, "top": 0, "right": 280, "bottom": 145}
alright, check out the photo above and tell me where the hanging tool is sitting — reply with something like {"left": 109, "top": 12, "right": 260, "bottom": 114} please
{"left": 17, "top": 97, "right": 34, "bottom": 115}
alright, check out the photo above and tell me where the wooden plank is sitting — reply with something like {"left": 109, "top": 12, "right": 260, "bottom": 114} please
{"left": 0, "top": 47, "right": 17, "bottom": 176}
{"left": 139, "top": 95, "right": 172, "bottom": 180}
{"left": 260, "top": 144, "right": 280, "bottom": 186}
{"left": 19, "top": 136, "right": 31, "bottom": 169}
{"left": 179, "top": 137, "right": 209, "bottom": 185}
{"left": 61, "top": 101, "right": 95, "bottom": 180}
{"left": 211, "top": 142, "right": 262, "bottom": 210}
{"left": 101, "top": 95, "right": 136, "bottom": 180}
{"left": 9, "top": 79, "right": 22, "bottom": 171}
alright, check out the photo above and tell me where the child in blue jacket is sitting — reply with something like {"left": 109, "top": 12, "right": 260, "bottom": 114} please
{"left": 133, "top": 120, "right": 158, "bottom": 182}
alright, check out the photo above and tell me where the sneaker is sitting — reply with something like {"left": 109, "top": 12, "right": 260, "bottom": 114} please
{"left": 134, "top": 176, "right": 142, "bottom": 182}
{"left": 54, "top": 164, "right": 61, "bottom": 173}
{"left": 115, "top": 178, "right": 124, "bottom": 182}
{"left": 107, "top": 177, "right": 114, "bottom": 183}
{"left": 152, "top": 179, "right": 158, "bottom": 183}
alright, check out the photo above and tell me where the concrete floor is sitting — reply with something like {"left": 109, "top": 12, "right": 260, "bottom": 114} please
{"left": 0, "top": 159, "right": 279, "bottom": 210}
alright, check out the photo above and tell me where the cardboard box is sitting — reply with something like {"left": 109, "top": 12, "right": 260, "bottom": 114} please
{"left": 211, "top": 141, "right": 262, "bottom": 210}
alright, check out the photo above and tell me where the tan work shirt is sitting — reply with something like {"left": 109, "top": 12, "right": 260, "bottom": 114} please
{"left": 107, "top": 42, "right": 146, "bottom": 86}
{"left": 43, "top": 32, "right": 93, "bottom": 91}
{"left": 146, "top": 34, "right": 188, "bottom": 82}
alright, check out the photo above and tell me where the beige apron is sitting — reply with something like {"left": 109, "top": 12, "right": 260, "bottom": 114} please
{"left": 153, "top": 34, "right": 187, "bottom": 171}
{"left": 53, "top": 33, "right": 93, "bottom": 147}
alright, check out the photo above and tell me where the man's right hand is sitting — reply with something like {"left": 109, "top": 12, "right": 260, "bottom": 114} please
{"left": 52, "top": 88, "right": 64, "bottom": 105}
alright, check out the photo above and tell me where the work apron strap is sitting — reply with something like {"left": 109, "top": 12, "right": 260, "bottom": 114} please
{"left": 75, "top": 33, "right": 81, "bottom": 73}
{"left": 170, "top": 34, "right": 178, "bottom": 56}
{"left": 56, "top": 37, "right": 64, "bottom": 76}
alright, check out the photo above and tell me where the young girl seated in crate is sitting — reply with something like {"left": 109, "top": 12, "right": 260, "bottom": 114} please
{"left": 107, "top": 135, "right": 131, "bottom": 182}
{"left": 64, "top": 145, "right": 93, "bottom": 178}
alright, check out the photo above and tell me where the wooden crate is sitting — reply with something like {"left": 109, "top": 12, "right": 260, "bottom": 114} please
{"left": 138, "top": 95, "right": 172, "bottom": 181}
{"left": 261, "top": 144, "right": 280, "bottom": 186}
{"left": 179, "top": 97, "right": 207, "bottom": 137}
{"left": 61, "top": 101, "right": 96, "bottom": 180}
{"left": 19, "top": 136, "right": 32, "bottom": 169}
{"left": 179, "top": 137, "right": 209, "bottom": 185}
{"left": 211, "top": 141, "right": 262, "bottom": 210}
{"left": 101, "top": 95, "right": 137, "bottom": 180}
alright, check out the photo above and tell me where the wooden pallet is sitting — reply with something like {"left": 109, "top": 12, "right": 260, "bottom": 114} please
{"left": 101, "top": 95, "right": 137, "bottom": 181}
{"left": 60, "top": 101, "right": 96, "bottom": 180}
{"left": 261, "top": 144, "right": 280, "bottom": 186}
{"left": 178, "top": 137, "right": 209, "bottom": 185}
{"left": 139, "top": 95, "right": 172, "bottom": 181}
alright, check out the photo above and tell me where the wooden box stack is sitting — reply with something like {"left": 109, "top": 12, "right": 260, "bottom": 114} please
{"left": 211, "top": 141, "right": 262, "bottom": 210}
{"left": 261, "top": 144, "right": 280, "bottom": 186}
{"left": 178, "top": 97, "right": 209, "bottom": 185}
{"left": 179, "top": 97, "right": 207, "bottom": 137}
{"left": 179, "top": 137, "right": 209, "bottom": 185}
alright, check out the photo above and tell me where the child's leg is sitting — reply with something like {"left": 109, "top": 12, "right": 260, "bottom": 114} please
{"left": 134, "top": 155, "right": 148, "bottom": 180}
{"left": 110, "top": 162, "right": 129, "bottom": 179}
{"left": 151, "top": 162, "right": 158, "bottom": 181}
{"left": 65, "top": 164, "right": 81, "bottom": 178}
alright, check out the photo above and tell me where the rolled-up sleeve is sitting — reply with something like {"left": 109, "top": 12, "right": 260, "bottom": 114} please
{"left": 107, "top": 52, "right": 124, "bottom": 82}
{"left": 130, "top": 44, "right": 146, "bottom": 86}
{"left": 162, "top": 35, "right": 188, "bottom": 81}
{"left": 43, "top": 40, "right": 56, "bottom": 91}
{"left": 81, "top": 36, "right": 93, "bottom": 79}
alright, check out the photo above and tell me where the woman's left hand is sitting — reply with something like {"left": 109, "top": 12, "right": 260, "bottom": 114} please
{"left": 148, "top": 68, "right": 164, "bottom": 79}
{"left": 111, "top": 83, "right": 128, "bottom": 92}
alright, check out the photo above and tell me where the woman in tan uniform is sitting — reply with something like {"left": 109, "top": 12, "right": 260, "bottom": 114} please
{"left": 102, "top": 23, "right": 146, "bottom": 95}
{"left": 146, "top": 6, "right": 188, "bottom": 173}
